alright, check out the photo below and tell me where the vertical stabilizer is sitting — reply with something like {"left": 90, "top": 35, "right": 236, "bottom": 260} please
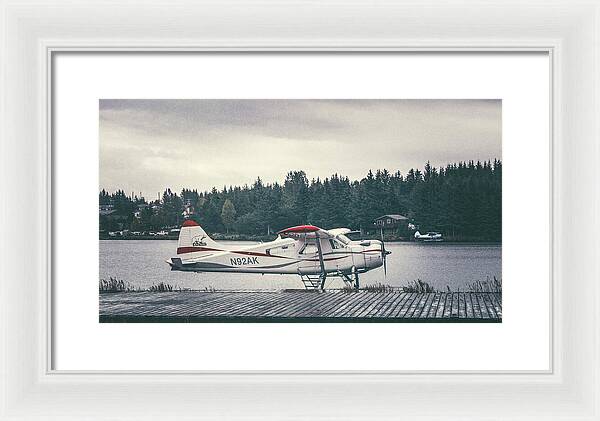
{"left": 176, "top": 219, "right": 221, "bottom": 255}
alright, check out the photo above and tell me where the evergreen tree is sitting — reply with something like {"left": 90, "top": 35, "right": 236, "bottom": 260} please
{"left": 100, "top": 159, "right": 502, "bottom": 241}
{"left": 221, "top": 199, "right": 237, "bottom": 234}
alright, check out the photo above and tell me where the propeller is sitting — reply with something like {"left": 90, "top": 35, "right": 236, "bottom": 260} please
{"left": 380, "top": 230, "right": 390, "bottom": 277}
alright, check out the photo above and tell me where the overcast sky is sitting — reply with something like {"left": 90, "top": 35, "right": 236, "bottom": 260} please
{"left": 100, "top": 99, "right": 501, "bottom": 200}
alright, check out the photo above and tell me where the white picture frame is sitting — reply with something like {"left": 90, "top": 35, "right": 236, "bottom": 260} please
{"left": 1, "top": 0, "right": 598, "bottom": 419}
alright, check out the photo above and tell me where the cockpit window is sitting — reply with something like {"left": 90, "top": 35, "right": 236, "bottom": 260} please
{"left": 329, "top": 239, "right": 343, "bottom": 249}
{"left": 336, "top": 234, "right": 351, "bottom": 245}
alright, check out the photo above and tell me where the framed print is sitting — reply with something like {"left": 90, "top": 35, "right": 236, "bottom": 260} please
{"left": 1, "top": 1, "right": 599, "bottom": 420}
{"left": 54, "top": 52, "right": 545, "bottom": 372}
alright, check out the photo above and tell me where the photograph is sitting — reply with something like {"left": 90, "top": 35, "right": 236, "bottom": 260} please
{"left": 98, "top": 99, "right": 502, "bottom": 322}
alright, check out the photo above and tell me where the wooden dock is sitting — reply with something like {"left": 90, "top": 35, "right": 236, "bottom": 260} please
{"left": 99, "top": 290, "right": 502, "bottom": 322}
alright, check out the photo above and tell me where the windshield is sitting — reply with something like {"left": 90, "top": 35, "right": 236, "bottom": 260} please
{"left": 336, "top": 234, "right": 351, "bottom": 245}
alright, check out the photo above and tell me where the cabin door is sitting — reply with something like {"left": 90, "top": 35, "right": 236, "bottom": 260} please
{"left": 297, "top": 238, "right": 319, "bottom": 274}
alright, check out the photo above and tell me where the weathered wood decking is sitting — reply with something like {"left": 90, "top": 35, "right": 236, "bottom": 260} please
{"left": 99, "top": 290, "right": 502, "bottom": 322}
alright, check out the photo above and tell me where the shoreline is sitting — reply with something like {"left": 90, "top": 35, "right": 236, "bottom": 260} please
{"left": 99, "top": 236, "right": 502, "bottom": 245}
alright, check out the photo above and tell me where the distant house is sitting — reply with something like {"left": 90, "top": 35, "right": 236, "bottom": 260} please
{"left": 373, "top": 214, "right": 411, "bottom": 239}
{"left": 99, "top": 208, "right": 117, "bottom": 217}
{"left": 99, "top": 203, "right": 115, "bottom": 216}
{"left": 374, "top": 214, "right": 408, "bottom": 228}
{"left": 99, "top": 204, "right": 128, "bottom": 233}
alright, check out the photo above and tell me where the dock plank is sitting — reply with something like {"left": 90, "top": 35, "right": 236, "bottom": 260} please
{"left": 426, "top": 292, "right": 442, "bottom": 318}
{"left": 288, "top": 293, "right": 336, "bottom": 317}
{"left": 490, "top": 293, "right": 503, "bottom": 319}
{"left": 351, "top": 292, "right": 392, "bottom": 318}
{"left": 476, "top": 293, "right": 490, "bottom": 319}
{"left": 407, "top": 293, "right": 428, "bottom": 318}
{"left": 442, "top": 293, "right": 452, "bottom": 318}
{"left": 420, "top": 293, "right": 433, "bottom": 318}
{"left": 99, "top": 290, "right": 502, "bottom": 322}
{"left": 305, "top": 292, "right": 349, "bottom": 317}
{"left": 305, "top": 291, "right": 347, "bottom": 316}
{"left": 393, "top": 293, "right": 420, "bottom": 318}
{"left": 378, "top": 292, "right": 408, "bottom": 317}
{"left": 327, "top": 291, "right": 374, "bottom": 317}
{"left": 343, "top": 292, "right": 386, "bottom": 317}
{"left": 262, "top": 291, "right": 316, "bottom": 316}
{"left": 450, "top": 292, "right": 460, "bottom": 319}
{"left": 465, "top": 293, "right": 474, "bottom": 319}
{"left": 458, "top": 293, "right": 466, "bottom": 319}
{"left": 364, "top": 291, "right": 396, "bottom": 317}
{"left": 471, "top": 293, "right": 482, "bottom": 319}
{"left": 482, "top": 294, "right": 498, "bottom": 319}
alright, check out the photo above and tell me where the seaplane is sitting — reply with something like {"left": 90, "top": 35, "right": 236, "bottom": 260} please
{"left": 414, "top": 231, "right": 444, "bottom": 242}
{"left": 167, "top": 219, "right": 391, "bottom": 290}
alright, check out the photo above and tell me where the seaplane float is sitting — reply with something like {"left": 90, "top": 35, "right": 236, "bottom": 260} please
{"left": 167, "top": 220, "right": 391, "bottom": 290}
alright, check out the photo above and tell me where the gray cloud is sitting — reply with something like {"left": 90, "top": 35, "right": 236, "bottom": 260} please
{"left": 100, "top": 99, "right": 501, "bottom": 199}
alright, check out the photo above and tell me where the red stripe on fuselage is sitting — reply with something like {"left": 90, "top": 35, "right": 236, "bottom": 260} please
{"left": 234, "top": 250, "right": 290, "bottom": 259}
{"left": 176, "top": 246, "right": 222, "bottom": 254}
{"left": 306, "top": 255, "right": 348, "bottom": 262}
{"left": 177, "top": 247, "right": 289, "bottom": 258}
{"left": 177, "top": 247, "right": 380, "bottom": 257}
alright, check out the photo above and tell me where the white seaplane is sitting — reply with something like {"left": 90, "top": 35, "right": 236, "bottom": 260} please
{"left": 167, "top": 220, "right": 391, "bottom": 289}
{"left": 414, "top": 230, "right": 444, "bottom": 242}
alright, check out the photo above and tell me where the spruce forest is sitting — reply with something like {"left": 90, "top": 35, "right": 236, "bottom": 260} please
{"left": 99, "top": 159, "right": 502, "bottom": 242}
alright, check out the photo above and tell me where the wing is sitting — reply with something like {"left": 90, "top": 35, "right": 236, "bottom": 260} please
{"left": 277, "top": 225, "right": 333, "bottom": 239}
{"left": 326, "top": 228, "right": 354, "bottom": 237}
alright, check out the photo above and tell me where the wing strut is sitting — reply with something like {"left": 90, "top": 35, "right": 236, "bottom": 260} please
{"left": 314, "top": 232, "right": 327, "bottom": 290}
{"left": 352, "top": 265, "right": 360, "bottom": 290}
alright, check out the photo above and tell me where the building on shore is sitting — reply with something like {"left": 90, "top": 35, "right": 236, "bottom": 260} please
{"left": 373, "top": 214, "right": 413, "bottom": 240}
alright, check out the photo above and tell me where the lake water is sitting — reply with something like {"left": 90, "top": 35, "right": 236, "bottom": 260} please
{"left": 100, "top": 240, "right": 501, "bottom": 291}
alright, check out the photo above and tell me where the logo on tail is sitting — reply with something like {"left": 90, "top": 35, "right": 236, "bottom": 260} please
{"left": 192, "top": 235, "right": 207, "bottom": 247}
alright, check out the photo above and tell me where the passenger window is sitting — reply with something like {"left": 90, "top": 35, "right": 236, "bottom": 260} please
{"left": 300, "top": 240, "right": 318, "bottom": 254}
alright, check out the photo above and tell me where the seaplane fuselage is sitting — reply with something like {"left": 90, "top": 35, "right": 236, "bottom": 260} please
{"left": 168, "top": 221, "right": 388, "bottom": 279}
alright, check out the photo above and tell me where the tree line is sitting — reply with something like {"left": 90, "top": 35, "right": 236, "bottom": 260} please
{"left": 100, "top": 159, "right": 502, "bottom": 241}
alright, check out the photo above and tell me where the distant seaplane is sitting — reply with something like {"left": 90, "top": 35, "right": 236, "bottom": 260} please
{"left": 414, "top": 231, "right": 444, "bottom": 242}
{"left": 167, "top": 220, "right": 391, "bottom": 289}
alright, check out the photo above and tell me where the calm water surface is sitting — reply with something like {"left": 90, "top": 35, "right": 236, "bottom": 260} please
{"left": 100, "top": 240, "right": 501, "bottom": 290}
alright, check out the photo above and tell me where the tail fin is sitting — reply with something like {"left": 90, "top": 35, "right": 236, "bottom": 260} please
{"left": 176, "top": 219, "right": 222, "bottom": 255}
